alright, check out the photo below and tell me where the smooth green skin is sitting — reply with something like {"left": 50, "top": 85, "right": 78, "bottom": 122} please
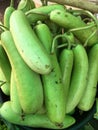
{"left": 34, "top": 23, "right": 66, "bottom": 125}
{"left": 0, "top": 68, "right": 10, "bottom": 96}
{"left": 0, "top": 101, "right": 76, "bottom": 129}
{"left": 17, "top": 0, "right": 31, "bottom": 12}
{"left": 25, "top": 4, "right": 66, "bottom": 24}
{"left": 34, "top": 22, "right": 52, "bottom": 52}
{"left": 10, "top": 71, "right": 23, "bottom": 115}
{"left": 4, "top": 6, "right": 15, "bottom": 29}
{"left": 66, "top": 44, "right": 88, "bottom": 114}
{"left": 59, "top": 49, "right": 74, "bottom": 99}
{"left": 10, "top": 10, "right": 52, "bottom": 74}
{"left": 50, "top": 9, "right": 98, "bottom": 46}
{"left": 1, "top": 31, "right": 44, "bottom": 114}
{"left": 78, "top": 44, "right": 98, "bottom": 111}
{"left": 0, "top": 43, "right": 11, "bottom": 90}
{"left": 17, "top": 0, "right": 35, "bottom": 13}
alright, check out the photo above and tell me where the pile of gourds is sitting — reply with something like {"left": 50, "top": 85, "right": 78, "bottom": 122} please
{"left": 0, "top": 0, "right": 98, "bottom": 129}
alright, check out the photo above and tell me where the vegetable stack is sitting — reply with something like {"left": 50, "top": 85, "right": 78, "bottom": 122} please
{"left": 0, "top": 0, "right": 98, "bottom": 129}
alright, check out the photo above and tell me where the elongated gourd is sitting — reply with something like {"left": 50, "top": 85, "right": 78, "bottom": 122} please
{"left": 50, "top": 9, "right": 98, "bottom": 46}
{"left": 78, "top": 44, "right": 98, "bottom": 111}
{"left": 25, "top": 4, "right": 66, "bottom": 24}
{"left": 17, "top": 0, "right": 30, "bottom": 12}
{"left": 3, "top": 6, "right": 15, "bottom": 29}
{"left": 10, "top": 10, "right": 52, "bottom": 74}
{"left": 59, "top": 32, "right": 74, "bottom": 98}
{"left": 0, "top": 101, "right": 76, "bottom": 129}
{"left": 34, "top": 22, "right": 66, "bottom": 126}
{"left": 66, "top": 44, "right": 88, "bottom": 114}
{"left": 59, "top": 48, "right": 73, "bottom": 98}
{"left": 1, "top": 30, "right": 44, "bottom": 114}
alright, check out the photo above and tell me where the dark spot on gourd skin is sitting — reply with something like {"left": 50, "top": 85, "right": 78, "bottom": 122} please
{"left": 45, "top": 64, "right": 50, "bottom": 69}
{"left": 55, "top": 122, "right": 63, "bottom": 128}
{"left": 55, "top": 81, "right": 58, "bottom": 84}
{"left": 21, "top": 110, "right": 25, "bottom": 121}
{"left": 56, "top": 11, "right": 61, "bottom": 15}
{"left": 55, "top": 78, "right": 62, "bottom": 84}
{"left": 51, "top": 68, "right": 54, "bottom": 72}
{"left": 65, "top": 14, "right": 68, "bottom": 17}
